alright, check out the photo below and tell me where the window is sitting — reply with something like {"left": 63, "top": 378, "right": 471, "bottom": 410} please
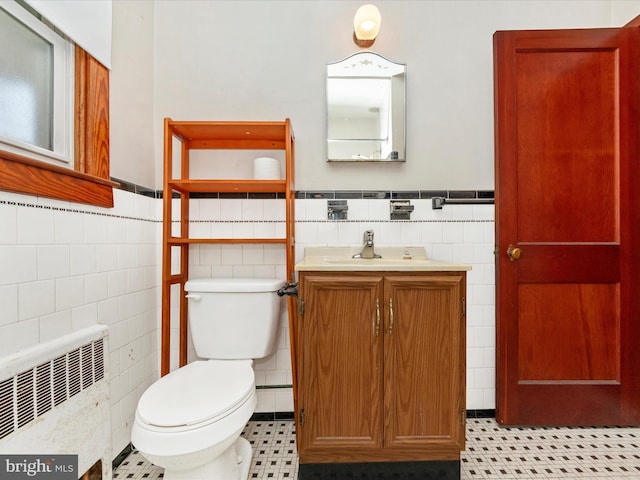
{"left": 0, "top": 1, "right": 113, "bottom": 207}
{"left": 0, "top": 1, "right": 74, "bottom": 168}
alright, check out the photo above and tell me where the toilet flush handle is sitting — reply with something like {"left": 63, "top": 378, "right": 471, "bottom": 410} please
{"left": 277, "top": 282, "right": 298, "bottom": 298}
{"left": 185, "top": 294, "right": 202, "bottom": 301}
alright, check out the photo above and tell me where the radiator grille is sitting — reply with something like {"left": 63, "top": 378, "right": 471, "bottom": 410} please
{"left": 53, "top": 355, "right": 66, "bottom": 407}
{"left": 16, "top": 371, "right": 34, "bottom": 428}
{"left": 68, "top": 349, "right": 81, "bottom": 398}
{"left": 35, "top": 363, "right": 52, "bottom": 416}
{"left": 0, "top": 338, "right": 105, "bottom": 440}
{"left": 0, "top": 378, "right": 14, "bottom": 439}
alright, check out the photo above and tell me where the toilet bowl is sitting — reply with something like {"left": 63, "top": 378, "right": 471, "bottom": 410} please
{"left": 132, "top": 360, "right": 257, "bottom": 479}
{"left": 132, "top": 277, "right": 285, "bottom": 480}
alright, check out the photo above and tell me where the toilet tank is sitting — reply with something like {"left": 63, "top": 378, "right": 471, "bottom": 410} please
{"left": 184, "top": 278, "right": 285, "bottom": 360}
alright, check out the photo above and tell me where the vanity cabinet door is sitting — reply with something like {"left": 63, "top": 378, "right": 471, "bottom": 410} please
{"left": 298, "top": 273, "right": 384, "bottom": 458}
{"left": 296, "top": 271, "right": 466, "bottom": 464}
{"left": 383, "top": 275, "right": 466, "bottom": 457}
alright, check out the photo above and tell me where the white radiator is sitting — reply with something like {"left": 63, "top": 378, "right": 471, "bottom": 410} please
{"left": 0, "top": 325, "right": 111, "bottom": 479}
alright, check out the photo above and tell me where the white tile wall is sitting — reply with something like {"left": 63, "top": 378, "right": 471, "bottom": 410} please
{"left": 0, "top": 189, "right": 496, "bottom": 465}
{"left": 294, "top": 198, "right": 496, "bottom": 410}
{"left": 185, "top": 198, "right": 292, "bottom": 415}
{"left": 187, "top": 196, "right": 496, "bottom": 411}
{"left": 0, "top": 188, "right": 159, "bottom": 459}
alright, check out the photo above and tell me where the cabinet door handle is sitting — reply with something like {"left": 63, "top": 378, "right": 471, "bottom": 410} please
{"left": 375, "top": 298, "right": 381, "bottom": 336}
{"left": 388, "top": 298, "right": 394, "bottom": 335}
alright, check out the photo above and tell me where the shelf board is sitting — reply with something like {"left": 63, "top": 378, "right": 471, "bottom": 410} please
{"left": 167, "top": 120, "right": 289, "bottom": 150}
{"left": 167, "top": 237, "right": 287, "bottom": 245}
{"left": 167, "top": 179, "right": 286, "bottom": 194}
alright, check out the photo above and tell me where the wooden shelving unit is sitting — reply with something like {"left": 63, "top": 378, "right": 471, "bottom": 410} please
{"left": 161, "top": 118, "right": 295, "bottom": 376}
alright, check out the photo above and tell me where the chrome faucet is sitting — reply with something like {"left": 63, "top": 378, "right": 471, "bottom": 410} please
{"left": 353, "top": 230, "right": 381, "bottom": 259}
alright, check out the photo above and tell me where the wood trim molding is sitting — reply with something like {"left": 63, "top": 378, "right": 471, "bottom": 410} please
{"left": 0, "top": 45, "right": 113, "bottom": 207}
{"left": 75, "top": 47, "right": 110, "bottom": 180}
{"left": 0, "top": 150, "right": 117, "bottom": 208}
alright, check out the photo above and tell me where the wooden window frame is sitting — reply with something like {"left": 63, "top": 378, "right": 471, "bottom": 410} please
{"left": 0, "top": 46, "right": 117, "bottom": 208}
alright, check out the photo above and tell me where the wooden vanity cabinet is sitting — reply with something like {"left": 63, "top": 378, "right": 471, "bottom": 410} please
{"left": 295, "top": 270, "right": 466, "bottom": 465}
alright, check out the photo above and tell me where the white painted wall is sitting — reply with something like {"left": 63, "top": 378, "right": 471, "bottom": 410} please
{"left": 612, "top": 0, "right": 640, "bottom": 24}
{"left": 110, "top": 0, "right": 640, "bottom": 189}
{"left": 110, "top": 0, "right": 155, "bottom": 188}
{"left": 140, "top": 0, "right": 636, "bottom": 191}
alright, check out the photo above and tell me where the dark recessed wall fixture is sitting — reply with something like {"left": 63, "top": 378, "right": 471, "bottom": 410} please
{"left": 390, "top": 200, "right": 414, "bottom": 220}
{"left": 327, "top": 200, "right": 348, "bottom": 220}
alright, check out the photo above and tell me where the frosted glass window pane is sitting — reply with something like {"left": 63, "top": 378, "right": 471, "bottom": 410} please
{"left": 0, "top": 7, "right": 53, "bottom": 150}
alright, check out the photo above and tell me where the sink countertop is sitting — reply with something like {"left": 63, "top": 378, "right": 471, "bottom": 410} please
{"left": 295, "top": 247, "right": 472, "bottom": 272}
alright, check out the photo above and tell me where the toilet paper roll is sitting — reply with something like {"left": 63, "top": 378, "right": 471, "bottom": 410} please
{"left": 253, "top": 157, "right": 281, "bottom": 180}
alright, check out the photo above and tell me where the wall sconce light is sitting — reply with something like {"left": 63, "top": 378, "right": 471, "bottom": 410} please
{"left": 353, "top": 4, "right": 381, "bottom": 48}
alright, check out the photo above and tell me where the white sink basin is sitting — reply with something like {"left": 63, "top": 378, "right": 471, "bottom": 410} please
{"left": 295, "top": 247, "right": 471, "bottom": 272}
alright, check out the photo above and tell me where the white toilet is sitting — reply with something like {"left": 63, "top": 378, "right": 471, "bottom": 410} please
{"left": 131, "top": 278, "right": 285, "bottom": 480}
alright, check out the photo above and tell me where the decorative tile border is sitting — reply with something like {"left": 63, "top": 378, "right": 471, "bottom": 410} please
{"left": 111, "top": 177, "right": 495, "bottom": 203}
{"left": 111, "top": 177, "right": 157, "bottom": 198}
{"left": 0, "top": 198, "right": 156, "bottom": 223}
{"left": 296, "top": 190, "right": 494, "bottom": 200}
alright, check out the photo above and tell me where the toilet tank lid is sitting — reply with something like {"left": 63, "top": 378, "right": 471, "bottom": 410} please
{"left": 185, "top": 278, "right": 286, "bottom": 293}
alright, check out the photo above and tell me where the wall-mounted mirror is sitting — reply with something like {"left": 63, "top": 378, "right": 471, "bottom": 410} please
{"left": 327, "top": 52, "right": 406, "bottom": 162}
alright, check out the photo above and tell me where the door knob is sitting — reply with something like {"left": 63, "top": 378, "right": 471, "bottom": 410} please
{"left": 507, "top": 244, "right": 521, "bottom": 262}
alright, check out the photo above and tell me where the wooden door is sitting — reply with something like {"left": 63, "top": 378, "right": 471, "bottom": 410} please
{"left": 494, "top": 27, "right": 640, "bottom": 425}
{"left": 297, "top": 273, "right": 384, "bottom": 460}
{"left": 384, "top": 275, "right": 466, "bottom": 458}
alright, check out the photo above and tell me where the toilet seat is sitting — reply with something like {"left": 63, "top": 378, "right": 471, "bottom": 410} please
{"left": 136, "top": 360, "right": 255, "bottom": 432}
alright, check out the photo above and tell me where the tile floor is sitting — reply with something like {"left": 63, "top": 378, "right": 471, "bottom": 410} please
{"left": 114, "top": 418, "right": 640, "bottom": 479}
